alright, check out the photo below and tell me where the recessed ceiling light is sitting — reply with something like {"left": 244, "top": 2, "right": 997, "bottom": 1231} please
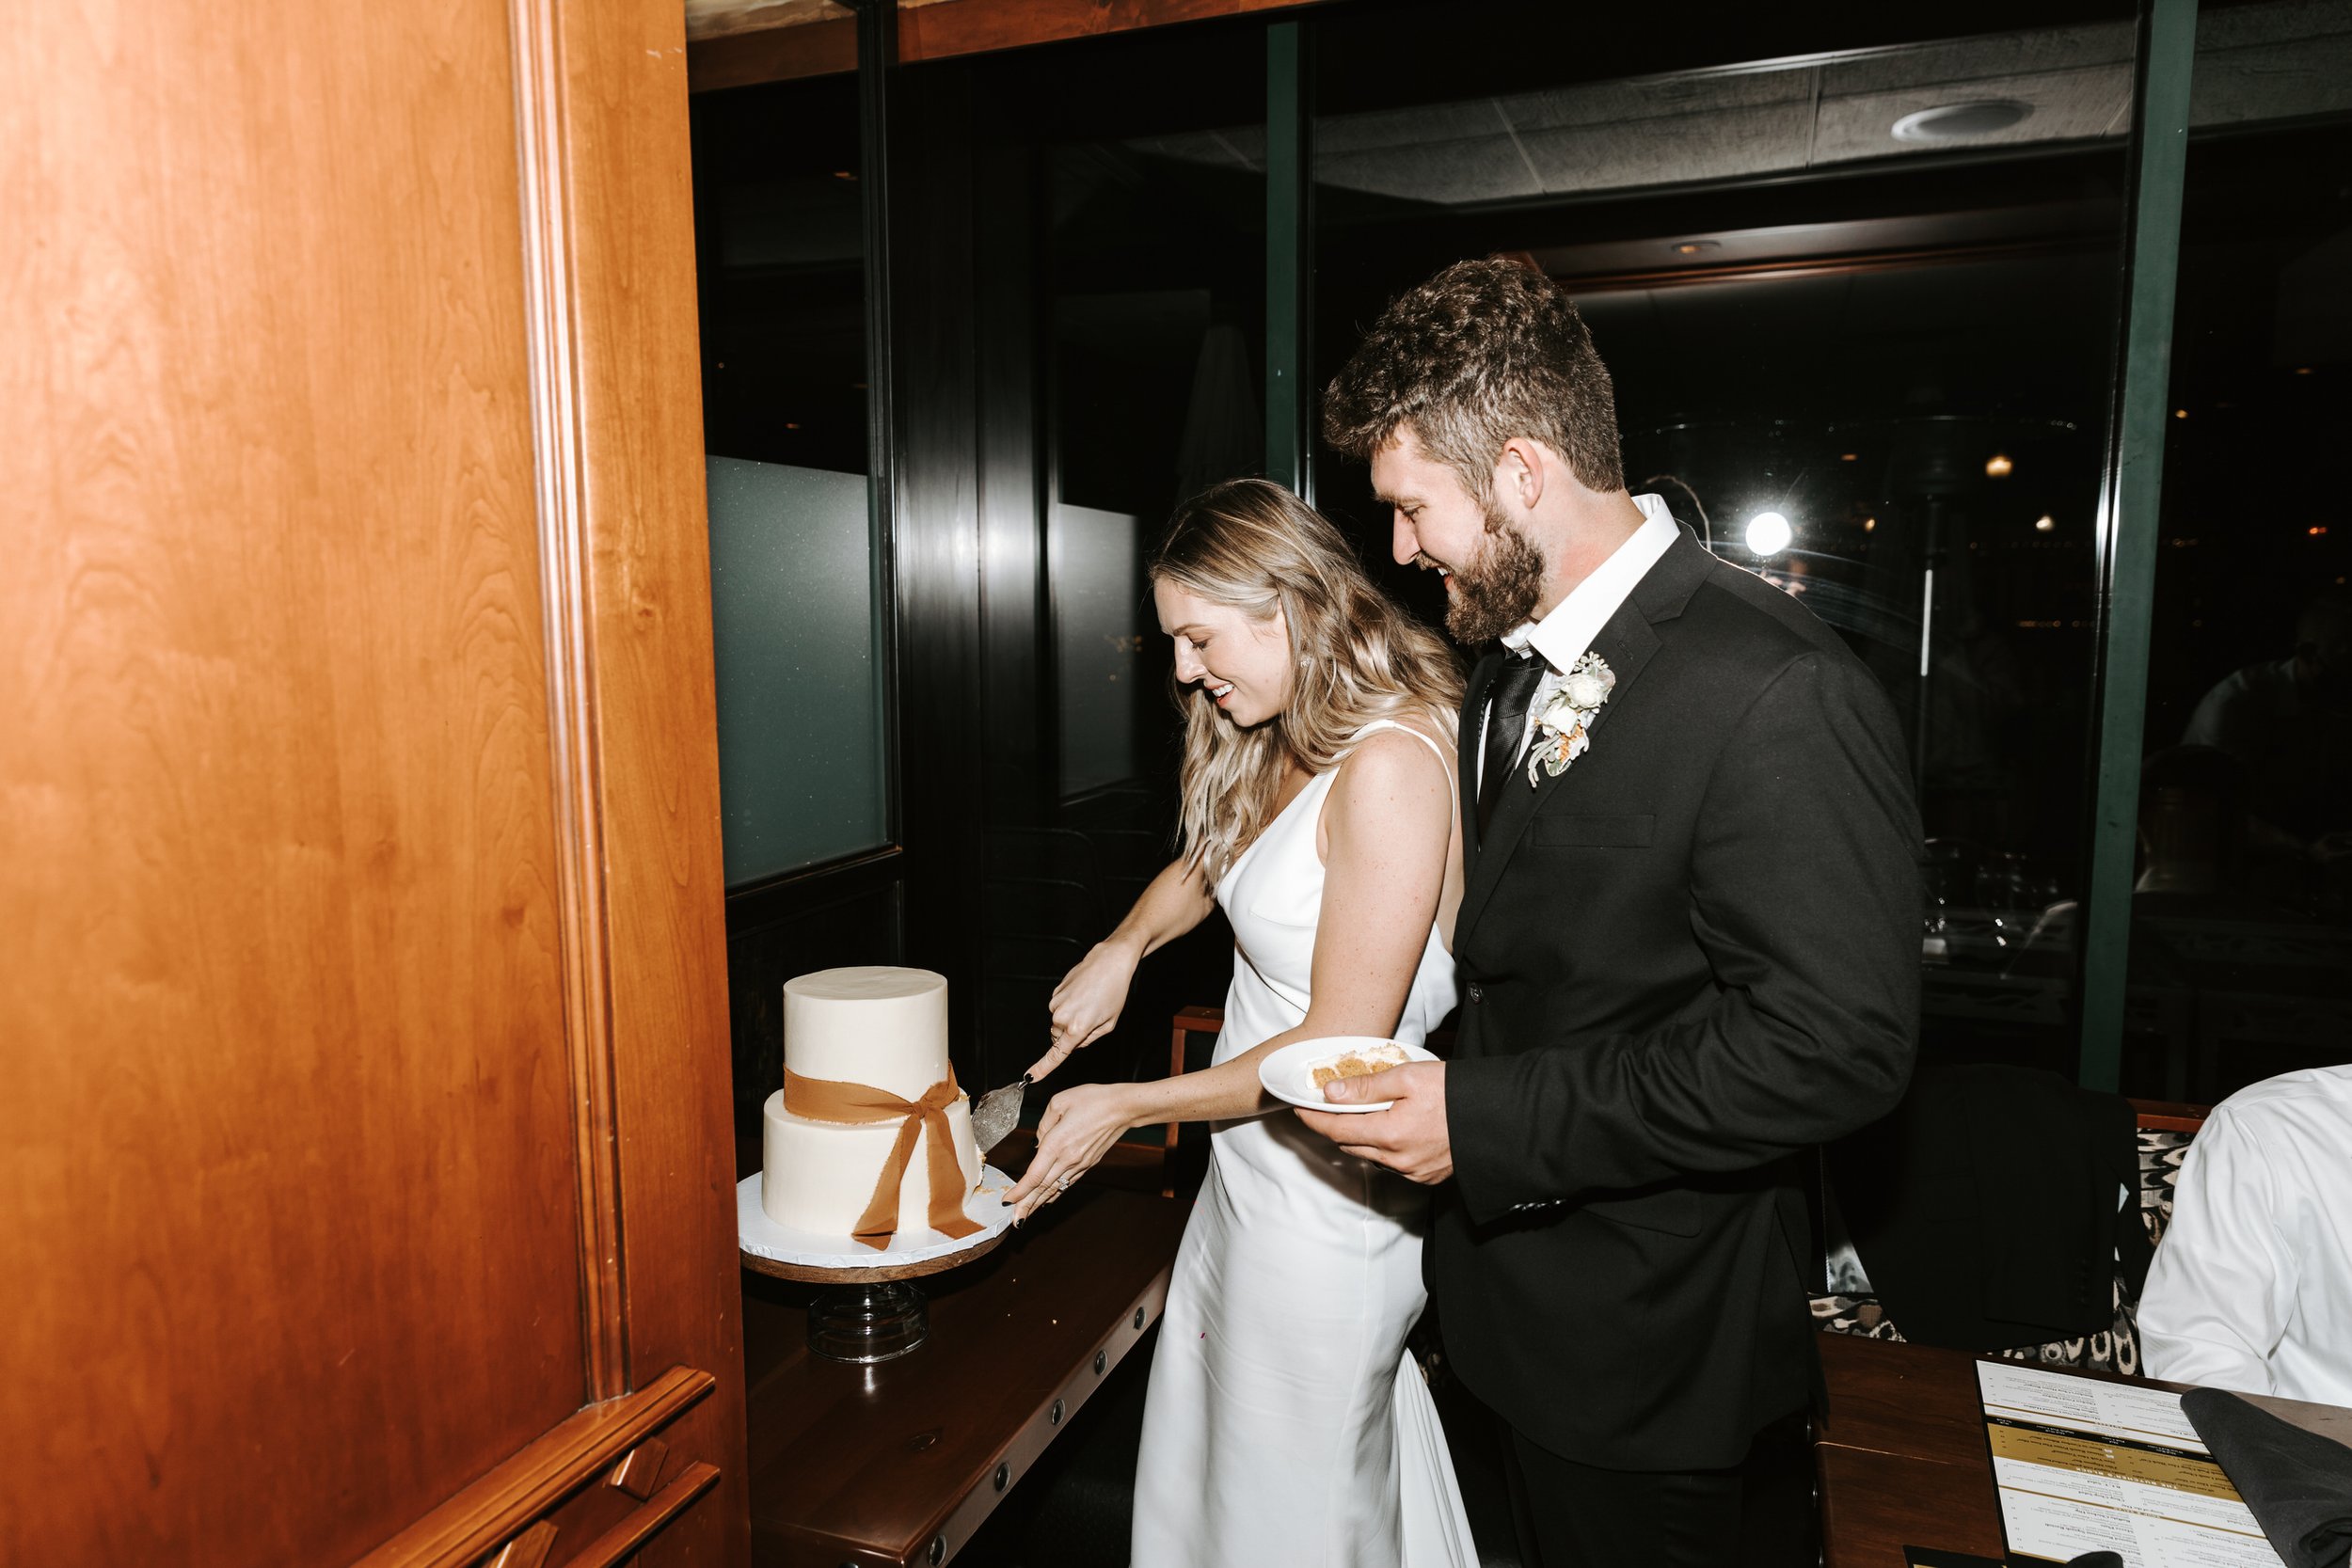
{"left": 2035, "top": 515, "right": 2055, "bottom": 531}
{"left": 1985, "top": 453, "right": 2013, "bottom": 478}
{"left": 1864, "top": 517, "right": 1877, "bottom": 532}
{"left": 1670, "top": 241, "right": 1721, "bottom": 256}
{"left": 1891, "top": 100, "right": 2032, "bottom": 143}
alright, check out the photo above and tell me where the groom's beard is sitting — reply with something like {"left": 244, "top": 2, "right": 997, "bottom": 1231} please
{"left": 1440, "top": 509, "right": 1548, "bottom": 646}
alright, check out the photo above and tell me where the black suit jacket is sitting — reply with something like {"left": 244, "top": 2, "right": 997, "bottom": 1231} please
{"left": 1438, "top": 526, "right": 1922, "bottom": 1470}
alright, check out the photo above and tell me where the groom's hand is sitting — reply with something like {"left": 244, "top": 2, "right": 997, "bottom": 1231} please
{"left": 1296, "top": 1062, "right": 1454, "bottom": 1184}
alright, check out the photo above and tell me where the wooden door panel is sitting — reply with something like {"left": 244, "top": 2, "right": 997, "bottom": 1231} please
{"left": 3, "top": 0, "right": 742, "bottom": 1562}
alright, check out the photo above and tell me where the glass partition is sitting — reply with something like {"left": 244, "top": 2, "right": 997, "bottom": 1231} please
{"left": 692, "top": 69, "right": 888, "bottom": 892}
{"left": 2119, "top": 0, "right": 2352, "bottom": 1101}
{"left": 957, "top": 20, "right": 1270, "bottom": 1095}
{"left": 705, "top": 457, "right": 886, "bottom": 886}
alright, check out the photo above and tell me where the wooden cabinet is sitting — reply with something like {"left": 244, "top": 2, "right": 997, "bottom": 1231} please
{"left": 0, "top": 2, "right": 745, "bottom": 1564}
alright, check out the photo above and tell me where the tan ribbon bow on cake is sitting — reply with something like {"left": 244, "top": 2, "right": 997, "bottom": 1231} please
{"left": 782, "top": 1067, "right": 982, "bottom": 1250}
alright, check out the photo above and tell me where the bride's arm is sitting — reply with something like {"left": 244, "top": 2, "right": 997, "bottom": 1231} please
{"left": 1025, "top": 857, "right": 1217, "bottom": 1084}
{"left": 1006, "top": 732, "right": 1453, "bottom": 1214}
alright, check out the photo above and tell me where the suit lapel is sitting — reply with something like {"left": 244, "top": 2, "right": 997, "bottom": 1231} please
{"left": 1454, "top": 530, "right": 1716, "bottom": 947}
{"left": 1459, "top": 651, "right": 1501, "bottom": 856}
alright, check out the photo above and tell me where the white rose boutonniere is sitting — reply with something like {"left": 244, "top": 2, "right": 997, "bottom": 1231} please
{"left": 1527, "top": 651, "right": 1616, "bottom": 785}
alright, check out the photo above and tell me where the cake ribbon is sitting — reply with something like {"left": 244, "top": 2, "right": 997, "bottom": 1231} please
{"left": 782, "top": 1067, "right": 982, "bottom": 1250}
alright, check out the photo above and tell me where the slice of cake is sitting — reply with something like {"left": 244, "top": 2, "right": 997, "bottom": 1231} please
{"left": 760, "top": 966, "right": 984, "bottom": 1247}
{"left": 1310, "top": 1040, "right": 1410, "bottom": 1093}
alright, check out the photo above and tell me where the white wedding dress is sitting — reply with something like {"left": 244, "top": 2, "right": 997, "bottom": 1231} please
{"left": 1131, "top": 721, "right": 1479, "bottom": 1568}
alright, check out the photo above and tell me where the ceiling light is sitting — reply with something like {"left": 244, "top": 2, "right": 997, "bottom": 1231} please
{"left": 1670, "top": 241, "right": 1721, "bottom": 256}
{"left": 2035, "top": 515, "right": 2055, "bottom": 531}
{"left": 1864, "top": 517, "right": 1877, "bottom": 533}
{"left": 1985, "top": 453, "right": 2013, "bottom": 478}
{"left": 1746, "top": 512, "right": 1792, "bottom": 557}
{"left": 1892, "top": 100, "right": 2032, "bottom": 143}
{"left": 1840, "top": 452, "right": 1859, "bottom": 462}
{"left": 834, "top": 170, "right": 857, "bottom": 181}
{"left": 2176, "top": 409, "right": 2188, "bottom": 419}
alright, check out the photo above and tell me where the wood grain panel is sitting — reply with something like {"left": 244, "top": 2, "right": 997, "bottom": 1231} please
{"left": 0, "top": 2, "right": 592, "bottom": 1563}
{"left": 527, "top": 0, "right": 751, "bottom": 1560}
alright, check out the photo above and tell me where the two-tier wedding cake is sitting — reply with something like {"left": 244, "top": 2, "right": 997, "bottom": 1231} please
{"left": 759, "top": 966, "right": 985, "bottom": 1250}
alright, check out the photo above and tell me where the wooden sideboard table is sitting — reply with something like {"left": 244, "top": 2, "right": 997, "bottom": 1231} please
{"left": 742, "top": 1181, "right": 1189, "bottom": 1567}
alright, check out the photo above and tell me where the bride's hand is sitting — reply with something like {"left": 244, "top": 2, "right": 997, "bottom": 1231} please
{"left": 1001, "top": 1083, "right": 1141, "bottom": 1222}
{"left": 1028, "top": 938, "right": 1141, "bottom": 1083}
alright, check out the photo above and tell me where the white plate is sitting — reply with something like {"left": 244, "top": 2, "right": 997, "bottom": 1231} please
{"left": 1259, "top": 1036, "right": 1437, "bottom": 1113}
{"left": 736, "top": 1165, "right": 1017, "bottom": 1272}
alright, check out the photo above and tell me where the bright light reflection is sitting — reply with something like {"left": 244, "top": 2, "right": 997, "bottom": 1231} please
{"left": 1745, "top": 512, "right": 1792, "bottom": 557}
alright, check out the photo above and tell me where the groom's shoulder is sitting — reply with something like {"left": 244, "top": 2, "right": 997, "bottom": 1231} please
{"left": 1674, "top": 552, "right": 1862, "bottom": 679}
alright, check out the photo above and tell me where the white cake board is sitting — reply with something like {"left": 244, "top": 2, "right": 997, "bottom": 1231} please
{"left": 737, "top": 1164, "right": 1018, "bottom": 1275}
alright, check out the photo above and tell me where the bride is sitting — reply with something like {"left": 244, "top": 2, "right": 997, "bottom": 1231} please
{"left": 1001, "top": 479, "right": 1479, "bottom": 1567}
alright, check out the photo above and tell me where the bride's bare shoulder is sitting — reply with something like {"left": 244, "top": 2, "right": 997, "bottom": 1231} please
{"left": 1332, "top": 720, "right": 1454, "bottom": 800}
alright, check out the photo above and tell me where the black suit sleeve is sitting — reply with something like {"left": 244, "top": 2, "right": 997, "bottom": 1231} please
{"left": 1448, "top": 650, "right": 1921, "bottom": 1224}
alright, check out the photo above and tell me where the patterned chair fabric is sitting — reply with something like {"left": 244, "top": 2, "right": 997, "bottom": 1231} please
{"left": 1810, "top": 1122, "right": 2201, "bottom": 1374}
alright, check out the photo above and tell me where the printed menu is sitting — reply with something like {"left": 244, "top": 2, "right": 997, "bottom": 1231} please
{"left": 1976, "top": 1360, "right": 2283, "bottom": 1567}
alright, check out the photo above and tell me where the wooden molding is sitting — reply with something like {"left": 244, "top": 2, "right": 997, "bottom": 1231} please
{"left": 568, "top": 1463, "right": 724, "bottom": 1568}
{"left": 540, "top": 0, "right": 751, "bottom": 1557}
{"left": 483, "top": 1522, "right": 559, "bottom": 1568}
{"left": 689, "top": 0, "right": 1331, "bottom": 93}
{"left": 509, "top": 0, "right": 632, "bottom": 1402}
{"left": 350, "top": 1367, "right": 714, "bottom": 1568}
{"left": 607, "top": 1436, "right": 671, "bottom": 1500}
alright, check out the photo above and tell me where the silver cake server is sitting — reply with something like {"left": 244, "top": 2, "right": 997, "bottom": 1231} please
{"left": 968, "top": 1074, "right": 1029, "bottom": 1155}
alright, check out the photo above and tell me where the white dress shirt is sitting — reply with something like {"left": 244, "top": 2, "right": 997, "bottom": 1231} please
{"left": 2138, "top": 1065, "right": 2352, "bottom": 1406}
{"left": 1475, "top": 492, "right": 1681, "bottom": 793}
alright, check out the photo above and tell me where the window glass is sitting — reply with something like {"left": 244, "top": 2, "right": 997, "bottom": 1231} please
{"left": 1312, "top": 0, "right": 2137, "bottom": 1080}
{"left": 2120, "top": 0, "right": 2352, "bottom": 1101}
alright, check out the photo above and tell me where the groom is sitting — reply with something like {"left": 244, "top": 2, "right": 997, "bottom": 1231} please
{"left": 1299, "top": 259, "right": 1921, "bottom": 1568}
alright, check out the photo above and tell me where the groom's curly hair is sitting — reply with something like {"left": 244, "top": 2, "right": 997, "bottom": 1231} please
{"left": 1323, "top": 256, "right": 1625, "bottom": 501}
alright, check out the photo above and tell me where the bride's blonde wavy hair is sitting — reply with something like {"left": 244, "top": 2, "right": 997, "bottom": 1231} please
{"left": 1152, "top": 479, "right": 1464, "bottom": 879}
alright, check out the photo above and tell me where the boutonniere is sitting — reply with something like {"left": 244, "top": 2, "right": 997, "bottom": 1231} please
{"left": 1528, "top": 652, "right": 1615, "bottom": 785}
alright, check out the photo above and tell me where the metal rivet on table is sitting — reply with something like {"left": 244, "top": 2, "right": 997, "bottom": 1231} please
{"left": 1093, "top": 1349, "right": 1107, "bottom": 1375}
{"left": 1049, "top": 1399, "right": 1064, "bottom": 1426}
{"left": 993, "top": 1462, "right": 1009, "bottom": 1492}
{"left": 929, "top": 1535, "right": 945, "bottom": 1565}
{"left": 1133, "top": 1307, "right": 1145, "bottom": 1329}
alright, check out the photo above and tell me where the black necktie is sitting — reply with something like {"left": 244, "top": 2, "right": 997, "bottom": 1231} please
{"left": 1477, "top": 653, "right": 1547, "bottom": 838}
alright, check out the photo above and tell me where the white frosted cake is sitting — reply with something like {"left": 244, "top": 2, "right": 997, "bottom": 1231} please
{"left": 760, "top": 966, "right": 984, "bottom": 1247}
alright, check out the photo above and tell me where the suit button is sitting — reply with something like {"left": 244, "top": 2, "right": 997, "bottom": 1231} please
{"left": 1467, "top": 982, "right": 1485, "bottom": 1004}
